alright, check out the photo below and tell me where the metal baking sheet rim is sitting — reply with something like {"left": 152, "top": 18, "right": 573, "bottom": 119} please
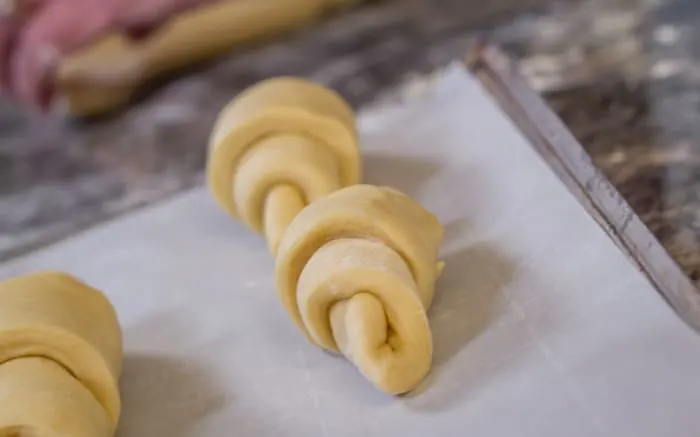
{"left": 464, "top": 43, "right": 700, "bottom": 333}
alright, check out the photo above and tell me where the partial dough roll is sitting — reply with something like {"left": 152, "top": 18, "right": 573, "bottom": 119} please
{"left": 0, "top": 272, "right": 122, "bottom": 437}
{"left": 275, "top": 185, "right": 444, "bottom": 394}
{"left": 208, "top": 77, "right": 360, "bottom": 254}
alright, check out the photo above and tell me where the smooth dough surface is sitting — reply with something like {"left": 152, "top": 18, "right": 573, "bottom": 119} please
{"left": 275, "top": 185, "right": 444, "bottom": 394}
{"left": 0, "top": 272, "right": 123, "bottom": 436}
{"left": 207, "top": 77, "right": 359, "bottom": 253}
{"left": 0, "top": 358, "right": 112, "bottom": 437}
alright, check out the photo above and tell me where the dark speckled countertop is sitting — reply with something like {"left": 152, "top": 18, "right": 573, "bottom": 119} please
{"left": 2, "top": 0, "right": 699, "bottom": 284}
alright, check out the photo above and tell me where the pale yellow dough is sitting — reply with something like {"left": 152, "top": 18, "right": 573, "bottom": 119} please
{"left": 0, "top": 272, "right": 123, "bottom": 437}
{"left": 207, "top": 77, "right": 360, "bottom": 254}
{"left": 275, "top": 185, "right": 444, "bottom": 394}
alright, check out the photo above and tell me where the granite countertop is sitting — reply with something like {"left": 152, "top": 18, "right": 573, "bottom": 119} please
{"left": 1, "top": 0, "right": 699, "bottom": 284}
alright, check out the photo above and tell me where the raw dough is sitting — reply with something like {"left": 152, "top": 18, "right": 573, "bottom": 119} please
{"left": 0, "top": 358, "right": 112, "bottom": 437}
{"left": 275, "top": 185, "right": 444, "bottom": 394}
{"left": 208, "top": 77, "right": 360, "bottom": 254}
{"left": 56, "top": 0, "right": 364, "bottom": 117}
{"left": 0, "top": 272, "right": 122, "bottom": 437}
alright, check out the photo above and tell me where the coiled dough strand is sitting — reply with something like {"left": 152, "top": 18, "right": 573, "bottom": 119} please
{"left": 0, "top": 272, "right": 122, "bottom": 437}
{"left": 275, "top": 185, "right": 444, "bottom": 394}
{"left": 207, "top": 77, "right": 360, "bottom": 255}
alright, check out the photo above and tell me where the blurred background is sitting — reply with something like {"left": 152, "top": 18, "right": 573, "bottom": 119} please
{"left": 1, "top": 0, "right": 699, "bottom": 283}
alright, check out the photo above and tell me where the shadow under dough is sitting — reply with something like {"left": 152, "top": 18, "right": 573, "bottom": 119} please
{"left": 116, "top": 354, "right": 226, "bottom": 437}
{"left": 443, "top": 218, "right": 472, "bottom": 244}
{"left": 405, "top": 241, "right": 516, "bottom": 410}
{"left": 362, "top": 153, "right": 440, "bottom": 196}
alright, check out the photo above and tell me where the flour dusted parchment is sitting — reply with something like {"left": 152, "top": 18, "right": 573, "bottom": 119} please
{"left": 1, "top": 65, "right": 699, "bottom": 437}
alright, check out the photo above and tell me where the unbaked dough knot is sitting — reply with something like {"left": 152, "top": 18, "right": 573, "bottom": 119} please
{"left": 275, "top": 185, "right": 444, "bottom": 394}
{"left": 207, "top": 77, "right": 360, "bottom": 253}
{"left": 233, "top": 134, "right": 342, "bottom": 239}
{"left": 0, "top": 272, "right": 122, "bottom": 437}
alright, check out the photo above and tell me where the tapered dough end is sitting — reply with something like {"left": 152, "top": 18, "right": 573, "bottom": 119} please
{"left": 0, "top": 271, "right": 123, "bottom": 428}
{"left": 436, "top": 260, "right": 446, "bottom": 277}
{"left": 0, "top": 357, "right": 112, "bottom": 437}
{"left": 207, "top": 77, "right": 360, "bottom": 220}
{"left": 302, "top": 238, "right": 433, "bottom": 394}
{"left": 264, "top": 185, "right": 307, "bottom": 255}
{"left": 331, "top": 293, "right": 432, "bottom": 395}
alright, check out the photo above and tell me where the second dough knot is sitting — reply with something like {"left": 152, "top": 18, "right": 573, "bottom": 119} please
{"left": 275, "top": 185, "right": 444, "bottom": 394}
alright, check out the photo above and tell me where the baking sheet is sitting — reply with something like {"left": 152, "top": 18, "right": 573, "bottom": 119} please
{"left": 2, "top": 65, "right": 700, "bottom": 436}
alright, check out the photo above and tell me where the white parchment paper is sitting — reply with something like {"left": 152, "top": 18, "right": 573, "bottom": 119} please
{"left": 2, "top": 65, "right": 700, "bottom": 437}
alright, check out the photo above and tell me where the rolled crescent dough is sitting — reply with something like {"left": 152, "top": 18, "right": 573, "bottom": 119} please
{"left": 0, "top": 272, "right": 122, "bottom": 437}
{"left": 207, "top": 77, "right": 360, "bottom": 254}
{"left": 275, "top": 185, "right": 444, "bottom": 394}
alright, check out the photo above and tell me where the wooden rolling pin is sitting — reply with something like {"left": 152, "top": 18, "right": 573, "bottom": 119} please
{"left": 51, "top": 0, "right": 363, "bottom": 117}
